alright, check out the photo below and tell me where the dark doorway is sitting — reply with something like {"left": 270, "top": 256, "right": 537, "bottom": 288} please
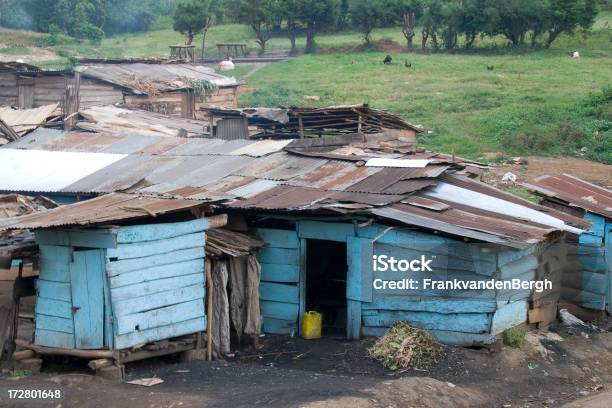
{"left": 305, "top": 239, "right": 348, "bottom": 337}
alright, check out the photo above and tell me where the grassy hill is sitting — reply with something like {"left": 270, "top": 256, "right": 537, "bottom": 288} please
{"left": 1, "top": 13, "right": 610, "bottom": 163}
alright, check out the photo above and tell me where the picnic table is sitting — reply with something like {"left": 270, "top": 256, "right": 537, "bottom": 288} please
{"left": 216, "top": 43, "right": 248, "bottom": 58}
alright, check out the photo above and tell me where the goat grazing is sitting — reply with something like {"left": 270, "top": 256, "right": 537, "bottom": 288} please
{"left": 383, "top": 55, "right": 392, "bottom": 65}
{"left": 218, "top": 57, "right": 235, "bottom": 70}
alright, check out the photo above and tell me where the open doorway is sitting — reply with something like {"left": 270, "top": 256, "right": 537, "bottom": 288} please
{"left": 305, "top": 239, "right": 348, "bottom": 337}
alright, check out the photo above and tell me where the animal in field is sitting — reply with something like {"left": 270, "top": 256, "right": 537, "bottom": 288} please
{"left": 218, "top": 57, "right": 235, "bottom": 70}
{"left": 404, "top": 60, "right": 412, "bottom": 68}
{"left": 383, "top": 55, "right": 392, "bottom": 65}
{"left": 572, "top": 51, "right": 580, "bottom": 58}
{"left": 486, "top": 65, "right": 495, "bottom": 71}
{"left": 351, "top": 59, "right": 357, "bottom": 65}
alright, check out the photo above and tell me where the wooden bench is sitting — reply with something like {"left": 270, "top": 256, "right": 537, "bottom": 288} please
{"left": 216, "top": 43, "right": 248, "bottom": 58}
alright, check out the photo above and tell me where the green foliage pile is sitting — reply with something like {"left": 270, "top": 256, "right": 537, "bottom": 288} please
{"left": 368, "top": 322, "right": 444, "bottom": 371}
{"left": 502, "top": 327, "right": 526, "bottom": 347}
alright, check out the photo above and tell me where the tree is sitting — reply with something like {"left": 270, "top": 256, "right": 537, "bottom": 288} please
{"left": 173, "top": 0, "right": 213, "bottom": 45}
{"left": 230, "top": 0, "right": 278, "bottom": 54}
{"left": 419, "top": 0, "right": 445, "bottom": 50}
{"left": 543, "top": 0, "right": 599, "bottom": 47}
{"left": 395, "top": 0, "right": 423, "bottom": 50}
{"left": 350, "top": 0, "right": 391, "bottom": 44}
{"left": 279, "top": 0, "right": 301, "bottom": 54}
{"left": 296, "top": 0, "right": 338, "bottom": 53}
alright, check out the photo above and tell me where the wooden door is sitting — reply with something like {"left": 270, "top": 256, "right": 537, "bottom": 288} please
{"left": 17, "top": 76, "right": 34, "bottom": 108}
{"left": 69, "top": 250, "right": 105, "bottom": 349}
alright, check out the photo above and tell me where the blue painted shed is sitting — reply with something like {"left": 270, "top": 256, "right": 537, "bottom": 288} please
{"left": 0, "top": 193, "right": 223, "bottom": 351}
{"left": 525, "top": 174, "right": 612, "bottom": 313}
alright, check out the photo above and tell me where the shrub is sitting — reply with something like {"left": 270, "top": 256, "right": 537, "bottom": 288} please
{"left": 502, "top": 327, "right": 526, "bottom": 348}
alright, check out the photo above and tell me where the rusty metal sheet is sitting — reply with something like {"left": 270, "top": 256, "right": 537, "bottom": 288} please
{"left": 228, "top": 185, "right": 330, "bottom": 210}
{"left": 229, "top": 140, "right": 293, "bottom": 157}
{"left": 0, "top": 193, "right": 210, "bottom": 230}
{"left": 401, "top": 196, "right": 450, "bottom": 211}
{"left": 287, "top": 161, "right": 381, "bottom": 191}
{"left": 323, "top": 191, "right": 404, "bottom": 206}
{"left": 345, "top": 168, "right": 438, "bottom": 194}
{"left": 381, "top": 179, "right": 437, "bottom": 195}
{"left": 39, "top": 132, "right": 122, "bottom": 152}
{"left": 233, "top": 152, "right": 327, "bottom": 181}
{"left": 525, "top": 174, "right": 612, "bottom": 219}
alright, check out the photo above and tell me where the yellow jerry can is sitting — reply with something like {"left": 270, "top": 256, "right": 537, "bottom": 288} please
{"left": 301, "top": 311, "right": 322, "bottom": 339}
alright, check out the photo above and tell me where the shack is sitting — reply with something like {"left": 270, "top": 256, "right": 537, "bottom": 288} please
{"left": 524, "top": 174, "right": 612, "bottom": 315}
{"left": 0, "top": 115, "right": 591, "bottom": 347}
{"left": 0, "top": 61, "right": 242, "bottom": 118}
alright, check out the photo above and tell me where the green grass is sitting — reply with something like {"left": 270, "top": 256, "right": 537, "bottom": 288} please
{"left": 1, "top": 13, "right": 610, "bottom": 163}
{"left": 502, "top": 327, "right": 526, "bottom": 348}
{"left": 0, "top": 46, "right": 29, "bottom": 55}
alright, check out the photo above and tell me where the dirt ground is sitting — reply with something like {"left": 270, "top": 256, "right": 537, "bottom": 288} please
{"left": 0, "top": 44, "right": 58, "bottom": 63}
{"left": 486, "top": 156, "right": 612, "bottom": 188}
{"left": 1, "top": 322, "right": 611, "bottom": 408}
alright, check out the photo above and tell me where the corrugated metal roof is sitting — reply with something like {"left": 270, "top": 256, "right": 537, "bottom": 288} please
{"left": 0, "top": 193, "right": 210, "bottom": 230}
{"left": 524, "top": 174, "right": 612, "bottom": 220}
{"left": 229, "top": 139, "right": 293, "bottom": 157}
{"left": 79, "top": 63, "right": 239, "bottom": 94}
{"left": 0, "top": 104, "right": 59, "bottom": 136}
{"left": 0, "top": 149, "right": 127, "bottom": 192}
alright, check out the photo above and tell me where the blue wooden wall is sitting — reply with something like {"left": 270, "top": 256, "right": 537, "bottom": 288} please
{"left": 256, "top": 228, "right": 300, "bottom": 334}
{"left": 34, "top": 218, "right": 210, "bottom": 350}
{"left": 255, "top": 220, "right": 542, "bottom": 345}
{"left": 562, "top": 213, "right": 610, "bottom": 311}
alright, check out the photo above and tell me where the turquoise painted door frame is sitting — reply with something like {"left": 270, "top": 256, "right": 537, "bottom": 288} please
{"left": 296, "top": 221, "right": 373, "bottom": 340}
{"left": 606, "top": 224, "right": 612, "bottom": 314}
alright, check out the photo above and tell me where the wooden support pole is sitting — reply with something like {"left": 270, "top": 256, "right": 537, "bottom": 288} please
{"left": 88, "top": 358, "right": 114, "bottom": 370}
{"left": 12, "top": 349, "right": 35, "bottom": 361}
{"left": 298, "top": 115, "right": 304, "bottom": 139}
{"left": 206, "top": 258, "right": 213, "bottom": 361}
{"left": 206, "top": 214, "right": 228, "bottom": 229}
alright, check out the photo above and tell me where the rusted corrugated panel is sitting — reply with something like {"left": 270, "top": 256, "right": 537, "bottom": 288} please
{"left": 323, "top": 191, "right": 404, "bottom": 206}
{"left": 216, "top": 118, "right": 249, "bottom": 140}
{"left": 233, "top": 152, "right": 327, "bottom": 181}
{"left": 6, "top": 128, "right": 64, "bottom": 149}
{"left": 39, "top": 132, "right": 123, "bottom": 152}
{"left": 228, "top": 185, "right": 329, "bottom": 210}
{"left": 0, "top": 193, "right": 210, "bottom": 230}
{"left": 525, "top": 174, "right": 612, "bottom": 219}
{"left": 287, "top": 161, "right": 380, "bottom": 190}
{"left": 401, "top": 196, "right": 450, "bottom": 211}
{"left": 345, "top": 168, "right": 438, "bottom": 194}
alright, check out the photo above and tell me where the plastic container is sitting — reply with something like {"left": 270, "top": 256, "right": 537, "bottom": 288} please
{"left": 301, "top": 311, "right": 322, "bottom": 339}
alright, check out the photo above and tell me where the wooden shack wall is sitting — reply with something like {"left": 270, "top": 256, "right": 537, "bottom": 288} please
{"left": 562, "top": 213, "right": 610, "bottom": 311}
{"left": 79, "top": 79, "right": 124, "bottom": 108}
{"left": 124, "top": 92, "right": 187, "bottom": 117}
{"left": 196, "top": 85, "right": 239, "bottom": 110}
{"left": 32, "top": 75, "right": 67, "bottom": 108}
{"left": 33, "top": 218, "right": 210, "bottom": 350}
{"left": 0, "top": 72, "right": 18, "bottom": 106}
{"left": 255, "top": 220, "right": 546, "bottom": 345}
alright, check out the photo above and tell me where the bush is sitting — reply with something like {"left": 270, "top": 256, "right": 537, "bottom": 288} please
{"left": 502, "top": 327, "right": 526, "bottom": 348}
{"left": 368, "top": 322, "right": 444, "bottom": 371}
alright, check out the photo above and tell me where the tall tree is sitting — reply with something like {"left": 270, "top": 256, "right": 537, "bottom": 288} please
{"left": 395, "top": 0, "right": 424, "bottom": 50}
{"left": 173, "top": 0, "right": 213, "bottom": 46}
{"left": 350, "top": 0, "right": 391, "bottom": 45}
{"left": 230, "top": 0, "right": 278, "bottom": 54}
{"left": 296, "top": 0, "right": 338, "bottom": 53}
{"left": 279, "top": 0, "right": 301, "bottom": 54}
{"left": 543, "top": 0, "right": 599, "bottom": 47}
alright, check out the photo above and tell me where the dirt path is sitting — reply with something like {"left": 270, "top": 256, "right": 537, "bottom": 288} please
{"left": 487, "top": 156, "right": 612, "bottom": 188}
{"left": 1, "top": 329, "right": 610, "bottom": 408}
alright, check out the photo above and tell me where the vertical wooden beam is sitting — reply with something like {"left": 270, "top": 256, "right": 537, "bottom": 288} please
{"left": 205, "top": 258, "right": 213, "bottom": 361}
{"left": 298, "top": 115, "right": 304, "bottom": 139}
{"left": 298, "top": 238, "right": 307, "bottom": 336}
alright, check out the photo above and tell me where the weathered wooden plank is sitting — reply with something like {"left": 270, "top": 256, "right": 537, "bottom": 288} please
{"left": 497, "top": 246, "right": 535, "bottom": 267}
{"left": 584, "top": 213, "right": 605, "bottom": 237}
{"left": 347, "top": 299, "right": 361, "bottom": 340}
{"left": 36, "top": 297, "right": 72, "bottom": 319}
{"left": 361, "top": 310, "right": 490, "bottom": 334}
{"left": 490, "top": 300, "right": 527, "bottom": 334}
{"left": 115, "top": 299, "right": 204, "bottom": 335}
{"left": 111, "top": 273, "right": 204, "bottom": 301}
{"left": 347, "top": 236, "right": 373, "bottom": 302}
{"left": 262, "top": 317, "right": 295, "bottom": 334}
{"left": 257, "top": 248, "right": 298, "bottom": 266}
{"left": 260, "top": 300, "right": 299, "bottom": 321}
{"left": 362, "top": 296, "right": 497, "bottom": 314}
{"left": 35, "top": 329, "right": 75, "bottom": 349}
{"left": 37, "top": 279, "right": 71, "bottom": 302}
{"left": 112, "top": 283, "right": 205, "bottom": 316}
{"left": 297, "top": 221, "right": 353, "bottom": 242}
{"left": 110, "top": 259, "right": 204, "bottom": 288}
{"left": 361, "top": 326, "right": 497, "bottom": 345}
{"left": 36, "top": 229, "right": 117, "bottom": 249}
{"left": 260, "top": 263, "right": 299, "bottom": 283}
{"left": 106, "top": 233, "right": 204, "bottom": 260}
{"left": 499, "top": 255, "right": 538, "bottom": 279}
{"left": 70, "top": 250, "right": 105, "bottom": 349}
{"left": 35, "top": 314, "right": 74, "bottom": 334}
{"left": 38, "top": 244, "right": 72, "bottom": 262}
{"left": 260, "top": 282, "right": 299, "bottom": 304}
{"left": 561, "top": 287, "right": 606, "bottom": 310}
{"left": 579, "top": 254, "right": 607, "bottom": 273}
{"left": 563, "top": 270, "right": 607, "bottom": 294}
{"left": 255, "top": 228, "right": 298, "bottom": 249}
{"left": 38, "top": 258, "right": 70, "bottom": 282}
{"left": 114, "top": 316, "right": 206, "bottom": 350}
{"left": 102, "top": 266, "right": 114, "bottom": 349}
{"left": 579, "top": 234, "right": 604, "bottom": 247}
{"left": 106, "top": 246, "right": 204, "bottom": 275}
{"left": 114, "top": 218, "right": 209, "bottom": 243}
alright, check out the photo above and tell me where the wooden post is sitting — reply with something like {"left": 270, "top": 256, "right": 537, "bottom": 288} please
{"left": 298, "top": 115, "right": 304, "bottom": 139}
{"left": 206, "top": 258, "right": 213, "bottom": 361}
